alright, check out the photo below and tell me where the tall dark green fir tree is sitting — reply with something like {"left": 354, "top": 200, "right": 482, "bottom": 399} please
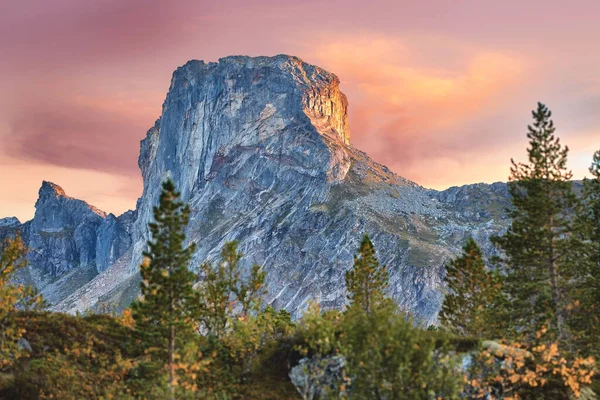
{"left": 130, "top": 179, "right": 198, "bottom": 400}
{"left": 492, "top": 102, "right": 580, "bottom": 343}
{"left": 345, "top": 234, "right": 389, "bottom": 315}
{"left": 439, "top": 238, "right": 500, "bottom": 338}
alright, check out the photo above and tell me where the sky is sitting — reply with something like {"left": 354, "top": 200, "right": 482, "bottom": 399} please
{"left": 1, "top": 0, "right": 600, "bottom": 222}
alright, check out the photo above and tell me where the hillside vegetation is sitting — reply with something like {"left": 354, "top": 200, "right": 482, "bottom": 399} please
{"left": 1, "top": 103, "right": 599, "bottom": 399}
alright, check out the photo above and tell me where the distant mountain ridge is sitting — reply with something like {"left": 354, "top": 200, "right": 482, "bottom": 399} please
{"left": 1, "top": 55, "right": 512, "bottom": 323}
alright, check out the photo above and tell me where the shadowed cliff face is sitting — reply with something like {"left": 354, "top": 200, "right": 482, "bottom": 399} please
{"left": 28, "top": 181, "right": 106, "bottom": 276}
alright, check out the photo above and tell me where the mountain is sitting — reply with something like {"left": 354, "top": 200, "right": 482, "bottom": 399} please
{"left": 1, "top": 182, "right": 132, "bottom": 305}
{"left": 3, "top": 55, "right": 511, "bottom": 323}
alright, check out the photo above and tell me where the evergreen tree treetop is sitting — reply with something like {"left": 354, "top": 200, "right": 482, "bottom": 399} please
{"left": 130, "top": 178, "right": 198, "bottom": 400}
{"left": 439, "top": 237, "right": 499, "bottom": 339}
{"left": 345, "top": 234, "right": 389, "bottom": 315}
{"left": 514, "top": 102, "right": 572, "bottom": 182}
{"left": 494, "top": 102, "right": 579, "bottom": 343}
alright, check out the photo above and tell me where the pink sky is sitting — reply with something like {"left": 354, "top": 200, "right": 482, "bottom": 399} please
{"left": 1, "top": 0, "right": 600, "bottom": 221}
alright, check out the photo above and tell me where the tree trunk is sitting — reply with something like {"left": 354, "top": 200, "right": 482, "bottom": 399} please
{"left": 547, "top": 212, "right": 566, "bottom": 342}
{"left": 549, "top": 256, "right": 566, "bottom": 341}
{"left": 169, "top": 322, "right": 175, "bottom": 400}
{"left": 169, "top": 279, "right": 175, "bottom": 400}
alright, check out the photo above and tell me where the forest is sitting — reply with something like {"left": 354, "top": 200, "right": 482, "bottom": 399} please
{"left": 0, "top": 103, "right": 599, "bottom": 399}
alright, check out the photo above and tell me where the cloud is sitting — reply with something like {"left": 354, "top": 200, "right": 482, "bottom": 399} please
{"left": 2, "top": 0, "right": 600, "bottom": 219}
{"left": 5, "top": 95, "right": 151, "bottom": 176}
{"left": 301, "top": 33, "right": 528, "bottom": 186}
{"left": 0, "top": 154, "right": 141, "bottom": 222}
{"left": 0, "top": 0, "right": 198, "bottom": 73}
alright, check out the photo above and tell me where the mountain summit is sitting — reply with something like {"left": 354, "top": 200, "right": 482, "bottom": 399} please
{"left": 125, "top": 54, "right": 508, "bottom": 322}
{"left": 3, "top": 56, "right": 511, "bottom": 322}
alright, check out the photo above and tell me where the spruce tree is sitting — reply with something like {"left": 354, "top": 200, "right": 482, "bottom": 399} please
{"left": 130, "top": 179, "right": 197, "bottom": 400}
{"left": 439, "top": 238, "right": 500, "bottom": 338}
{"left": 492, "top": 102, "right": 579, "bottom": 343}
{"left": 345, "top": 234, "right": 389, "bottom": 314}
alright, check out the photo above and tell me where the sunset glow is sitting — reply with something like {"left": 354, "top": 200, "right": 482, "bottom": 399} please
{"left": 2, "top": 0, "right": 600, "bottom": 221}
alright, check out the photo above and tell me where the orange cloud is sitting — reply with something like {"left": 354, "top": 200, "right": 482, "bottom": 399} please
{"left": 0, "top": 155, "right": 141, "bottom": 222}
{"left": 298, "top": 33, "right": 528, "bottom": 187}
{"left": 308, "top": 34, "right": 526, "bottom": 129}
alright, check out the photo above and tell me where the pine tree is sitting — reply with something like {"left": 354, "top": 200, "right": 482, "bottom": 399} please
{"left": 130, "top": 179, "right": 197, "bottom": 400}
{"left": 492, "top": 102, "right": 580, "bottom": 343}
{"left": 439, "top": 238, "right": 500, "bottom": 338}
{"left": 576, "top": 150, "right": 600, "bottom": 355}
{"left": 583, "top": 150, "right": 600, "bottom": 293}
{"left": 345, "top": 234, "right": 389, "bottom": 314}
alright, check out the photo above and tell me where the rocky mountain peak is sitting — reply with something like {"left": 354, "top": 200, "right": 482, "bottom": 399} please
{"left": 36, "top": 181, "right": 106, "bottom": 218}
{"left": 2, "top": 55, "right": 512, "bottom": 323}
{"left": 0, "top": 217, "right": 20, "bottom": 228}
{"left": 139, "top": 54, "right": 352, "bottom": 190}
{"left": 39, "top": 181, "right": 67, "bottom": 198}
{"left": 124, "top": 55, "right": 504, "bottom": 322}
{"left": 131, "top": 55, "right": 355, "bottom": 271}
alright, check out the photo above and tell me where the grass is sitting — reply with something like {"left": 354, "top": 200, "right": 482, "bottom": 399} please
{"left": 406, "top": 245, "right": 434, "bottom": 268}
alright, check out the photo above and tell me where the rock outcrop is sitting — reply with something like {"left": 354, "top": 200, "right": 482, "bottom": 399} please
{"left": 4, "top": 55, "right": 513, "bottom": 323}
{"left": 28, "top": 181, "right": 106, "bottom": 276}
{"left": 0, "top": 217, "right": 22, "bottom": 242}
{"left": 0, "top": 217, "right": 21, "bottom": 228}
{"left": 5, "top": 182, "right": 133, "bottom": 305}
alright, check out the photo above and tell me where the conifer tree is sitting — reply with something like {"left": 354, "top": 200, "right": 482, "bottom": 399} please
{"left": 583, "top": 150, "right": 600, "bottom": 289}
{"left": 439, "top": 238, "right": 500, "bottom": 338}
{"left": 345, "top": 234, "right": 388, "bottom": 314}
{"left": 576, "top": 150, "right": 600, "bottom": 354}
{"left": 492, "top": 102, "right": 579, "bottom": 343}
{"left": 130, "top": 179, "right": 197, "bottom": 400}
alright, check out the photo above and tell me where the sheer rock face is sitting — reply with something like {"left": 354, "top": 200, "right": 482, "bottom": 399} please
{"left": 128, "top": 55, "right": 508, "bottom": 323}
{"left": 132, "top": 55, "right": 353, "bottom": 272}
{"left": 96, "top": 214, "right": 132, "bottom": 273}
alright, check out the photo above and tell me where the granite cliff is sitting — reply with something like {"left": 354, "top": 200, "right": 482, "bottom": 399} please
{"left": 2, "top": 55, "right": 511, "bottom": 323}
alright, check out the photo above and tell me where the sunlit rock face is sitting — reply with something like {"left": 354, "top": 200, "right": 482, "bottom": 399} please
{"left": 128, "top": 55, "right": 508, "bottom": 323}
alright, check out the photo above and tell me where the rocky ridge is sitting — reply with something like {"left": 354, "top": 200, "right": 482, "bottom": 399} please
{"left": 3, "top": 55, "right": 511, "bottom": 323}
{"left": 1, "top": 182, "right": 132, "bottom": 304}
